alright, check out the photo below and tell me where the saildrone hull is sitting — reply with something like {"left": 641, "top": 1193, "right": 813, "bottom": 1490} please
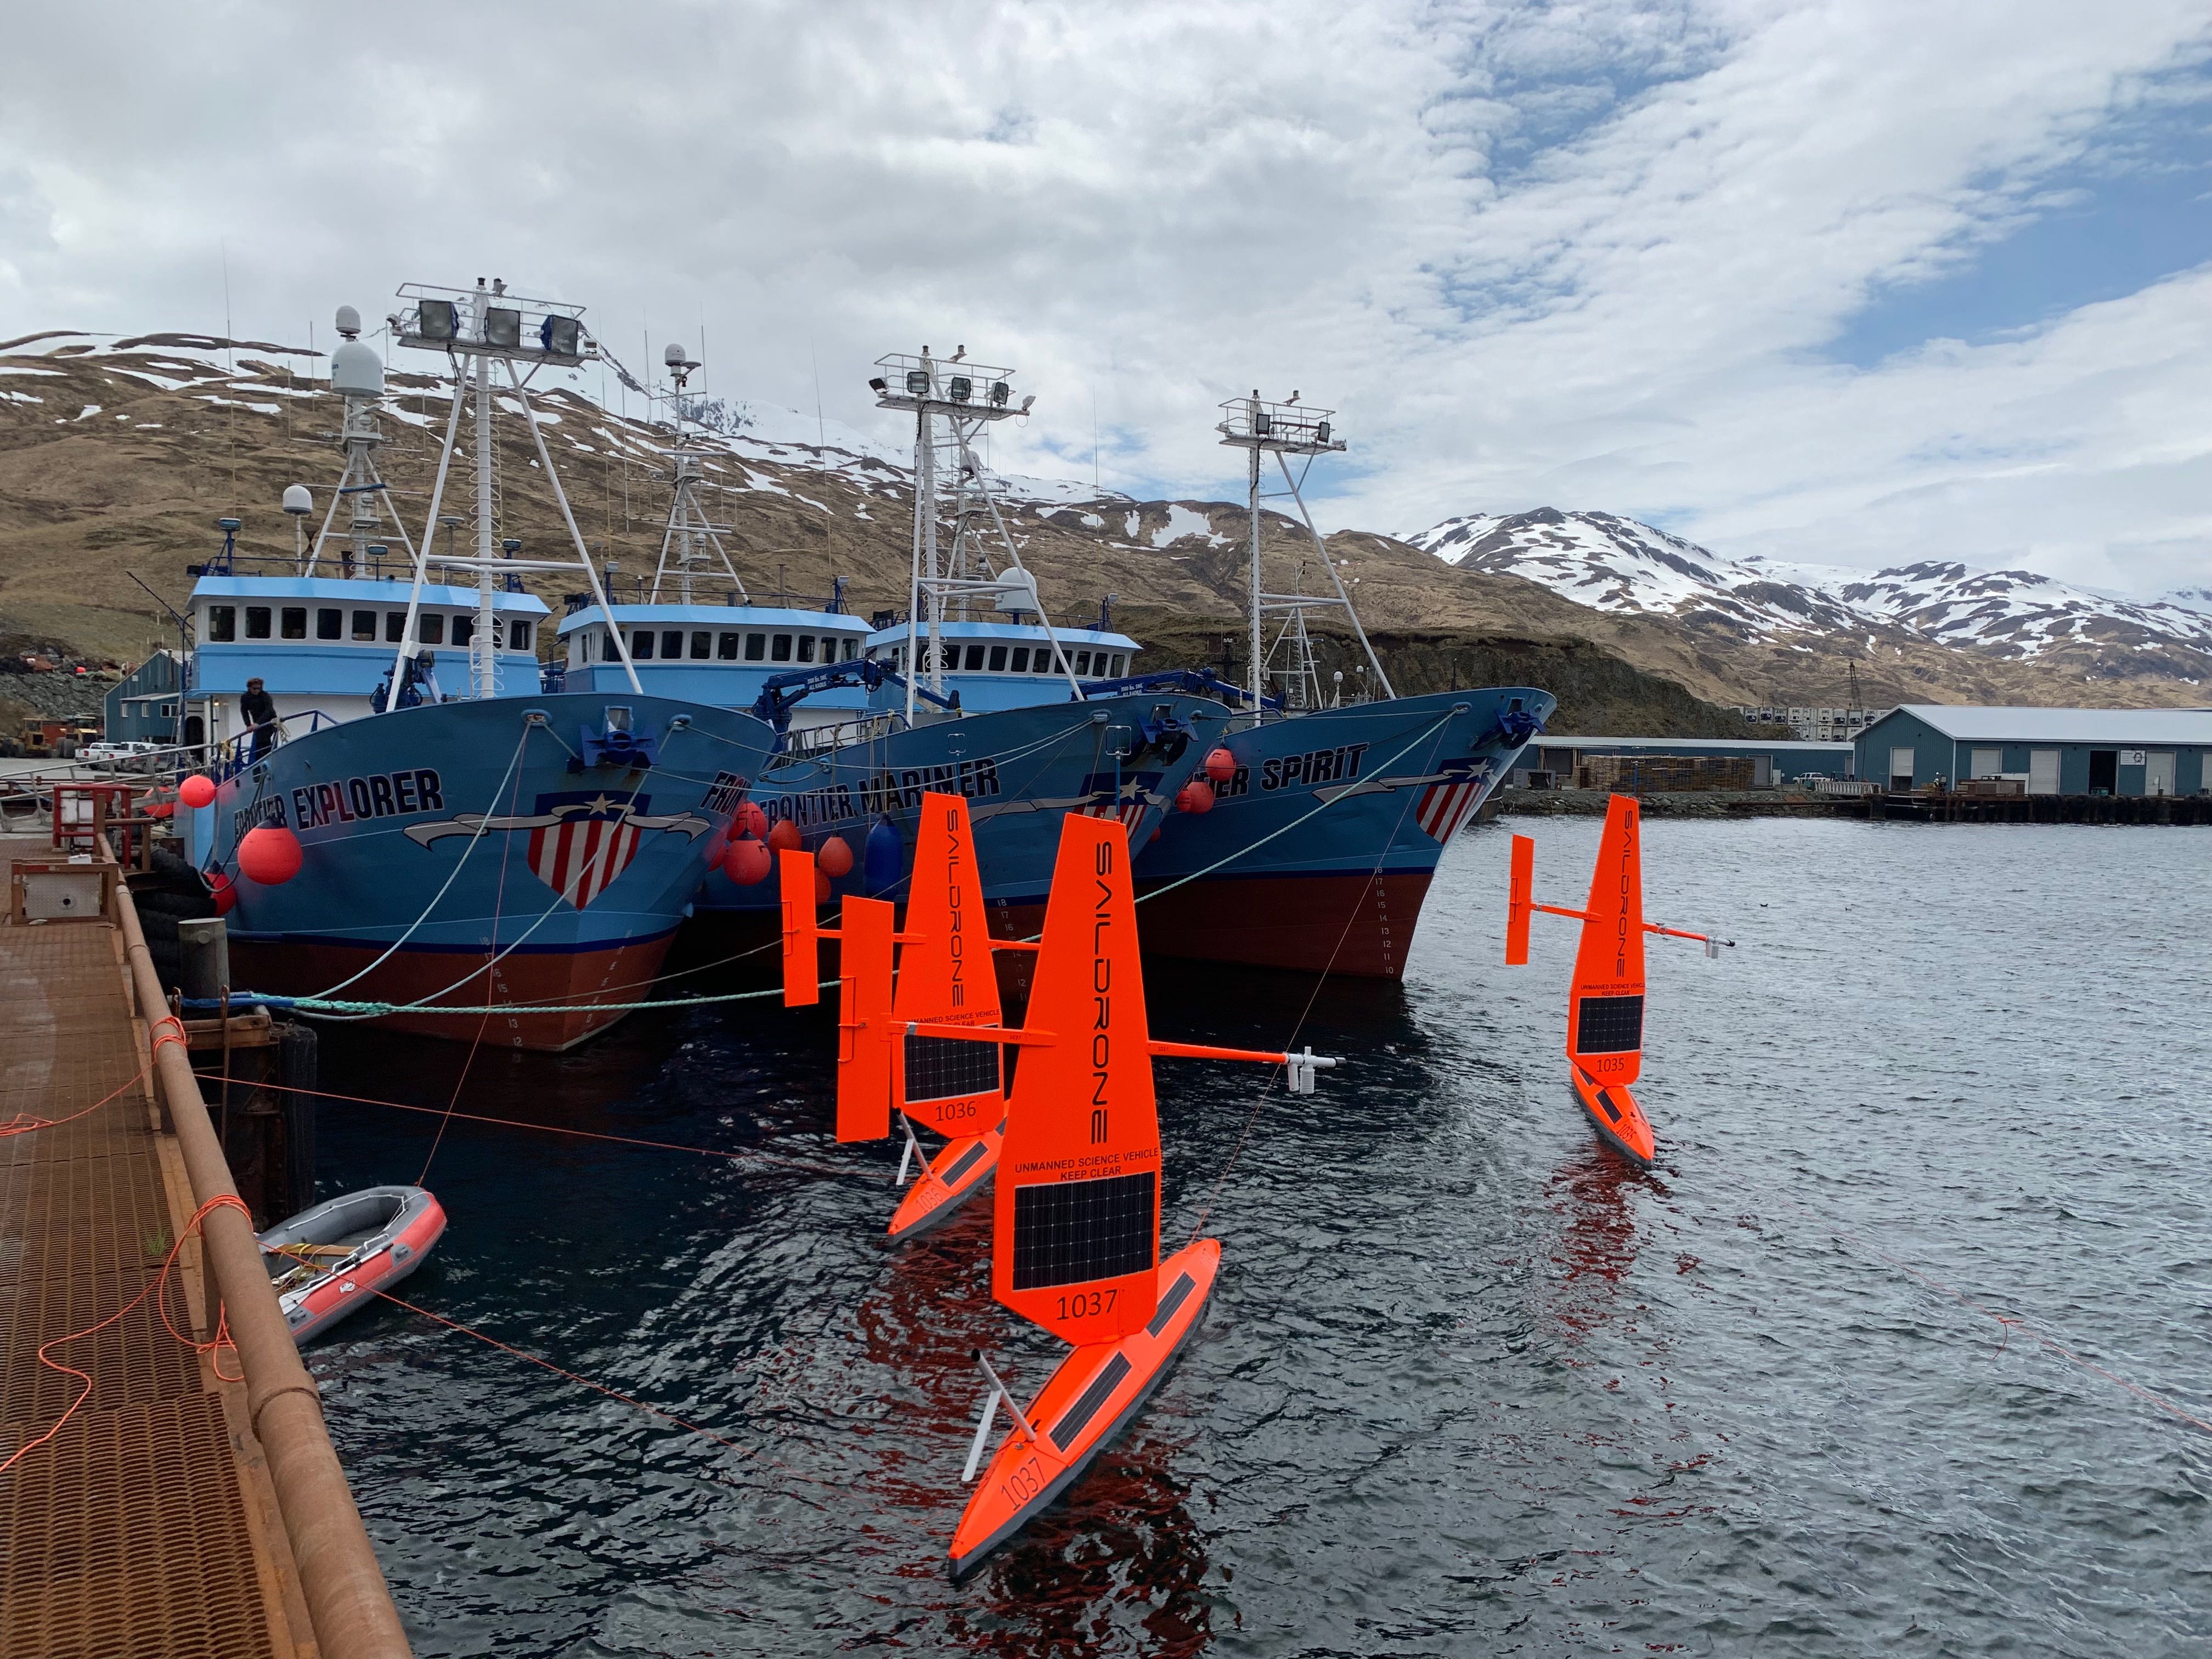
{"left": 1133, "top": 687, "right": 1551, "bottom": 978}
{"left": 887, "top": 1125, "right": 1002, "bottom": 1242}
{"left": 949, "top": 1238, "right": 1220, "bottom": 1580}
{"left": 188, "top": 693, "right": 775, "bottom": 1051}
{"left": 1571, "top": 1068, "right": 1656, "bottom": 1166}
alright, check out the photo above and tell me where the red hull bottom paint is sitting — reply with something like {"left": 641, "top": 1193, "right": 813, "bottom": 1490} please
{"left": 950, "top": 1239, "right": 1221, "bottom": 1579}
{"left": 229, "top": 933, "right": 678, "bottom": 1052}
{"left": 1132, "top": 871, "right": 1436, "bottom": 979}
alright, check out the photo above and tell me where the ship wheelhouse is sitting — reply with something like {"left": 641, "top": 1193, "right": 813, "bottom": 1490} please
{"left": 557, "top": 603, "right": 876, "bottom": 729}
{"left": 860, "top": 620, "right": 1141, "bottom": 714}
{"left": 187, "top": 573, "right": 549, "bottom": 749}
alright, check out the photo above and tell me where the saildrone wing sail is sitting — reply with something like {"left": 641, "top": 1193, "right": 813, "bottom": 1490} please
{"left": 1506, "top": 833, "right": 1534, "bottom": 965}
{"left": 892, "top": 792, "right": 1005, "bottom": 1138}
{"left": 991, "top": 814, "right": 1160, "bottom": 1346}
{"left": 1567, "top": 794, "right": 1654, "bottom": 1161}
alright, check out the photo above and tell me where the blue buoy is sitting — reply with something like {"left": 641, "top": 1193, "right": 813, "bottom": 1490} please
{"left": 864, "top": 816, "right": 904, "bottom": 896}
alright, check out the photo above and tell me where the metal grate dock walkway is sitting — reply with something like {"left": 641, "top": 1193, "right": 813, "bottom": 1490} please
{"left": 0, "top": 838, "right": 309, "bottom": 1659}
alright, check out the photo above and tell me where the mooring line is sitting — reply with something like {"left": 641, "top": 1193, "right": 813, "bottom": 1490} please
{"left": 189, "top": 1073, "right": 855, "bottom": 1178}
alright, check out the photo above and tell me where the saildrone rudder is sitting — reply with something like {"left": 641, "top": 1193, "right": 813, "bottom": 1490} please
{"left": 780, "top": 849, "right": 820, "bottom": 1007}
{"left": 992, "top": 812, "right": 1160, "bottom": 1347}
{"left": 1506, "top": 833, "right": 1534, "bottom": 965}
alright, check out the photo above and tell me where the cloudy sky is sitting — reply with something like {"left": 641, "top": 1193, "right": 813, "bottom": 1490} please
{"left": 3, "top": 1, "right": 2209, "bottom": 595}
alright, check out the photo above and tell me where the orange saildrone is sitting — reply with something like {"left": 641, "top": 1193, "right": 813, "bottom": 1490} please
{"left": 893, "top": 812, "right": 1337, "bottom": 1578}
{"left": 1506, "top": 794, "right": 1728, "bottom": 1166}
{"left": 779, "top": 794, "right": 1042, "bottom": 1239}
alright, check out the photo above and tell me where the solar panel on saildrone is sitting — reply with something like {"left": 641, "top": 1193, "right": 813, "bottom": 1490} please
{"left": 902, "top": 1033, "right": 1002, "bottom": 1103}
{"left": 1573, "top": 994, "right": 1645, "bottom": 1054}
{"left": 1009, "top": 1171, "right": 1158, "bottom": 1290}
{"left": 992, "top": 815, "right": 1162, "bottom": 1346}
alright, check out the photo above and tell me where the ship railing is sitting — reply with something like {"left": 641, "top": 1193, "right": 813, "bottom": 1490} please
{"left": 770, "top": 711, "right": 908, "bottom": 765}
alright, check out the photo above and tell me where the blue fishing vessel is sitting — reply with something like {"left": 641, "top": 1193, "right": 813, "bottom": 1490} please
{"left": 575, "top": 346, "right": 1223, "bottom": 939}
{"left": 1116, "top": 394, "right": 1551, "bottom": 976}
{"left": 177, "top": 286, "right": 775, "bottom": 1048}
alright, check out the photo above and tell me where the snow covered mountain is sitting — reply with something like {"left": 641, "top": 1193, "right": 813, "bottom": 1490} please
{"left": 1408, "top": 507, "right": 2212, "bottom": 668}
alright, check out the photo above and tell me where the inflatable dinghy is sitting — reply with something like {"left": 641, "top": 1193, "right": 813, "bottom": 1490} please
{"left": 258, "top": 1185, "right": 445, "bottom": 1344}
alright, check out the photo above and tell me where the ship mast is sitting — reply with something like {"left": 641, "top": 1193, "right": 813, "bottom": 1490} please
{"left": 303, "top": 305, "right": 416, "bottom": 578}
{"left": 649, "top": 344, "right": 748, "bottom": 604}
{"left": 388, "top": 278, "right": 639, "bottom": 702}
{"left": 871, "top": 348, "right": 1079, "bottom": 724}
{"left": 1216, "top": 392, "right": 1391, "bottom": 710}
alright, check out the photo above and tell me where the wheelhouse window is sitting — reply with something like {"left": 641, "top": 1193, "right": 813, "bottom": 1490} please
{"left": 316, "top": 608, "right": 342, "bottom": 640}
{"left": 1109, "top": 653, "right": 1126, "bottom": 675}
{"left": 744, "top": 633, "right": 766, "bottom": 661}
{"left": 964, "top": 644, "right": 986, "bottom": 671}
{"left": 385, "top": 612, "right": 405, "bottom": 643}
{"left": 511, "top": 620, "right": 533, "bottom": 652}
{"left": 716, "top": 632, "right": 741, "bottom": 660}
{"left": 822, "top": 636, "right": 841, "bottom": 663}
{"left": 771, "top": 634, "right": 793, "bottom": 662}
{"left": 451, "top": 616, "right": 473, "bottom": 647}
{"left": 1011, "top": 646, "right": 1029, "bottom": 672}
{"left": 244, "top": 607, "right": 272, "bottom": 640}
{"left": 351, "top": 610, "right": 377, "bottom": 641}
{"left": 690, "top": 630, "right": 710, "bottom": 660}
{"left": 280, "top": 607, "right": 307, "bottom": 640}
{"left": 1074, "top": 650, "right": 1092, "bottom": 675}
{"left": 797, "top": 635, "right": 816, "bottom": 663}
{"left": 207, "top": 606, "right": 236, "bottom": 642}
{"left": 842, "top": 637, "right": 857, "bottom": 661}
{"left": 988, "top": 645, "right": 1007, "bottom": 672}
{"left": 419, "top": 614, "right": 445, "bottom": 645}
{"left": 659, "top": 630, "right": 683, "bottom": 660}
{"left": 631, "top": 631, "right": 654, "bottom": 659}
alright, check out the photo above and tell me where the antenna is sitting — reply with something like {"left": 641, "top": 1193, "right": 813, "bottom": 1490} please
{"left": 1216, "top": 391, "right": 1387, "bottom": 712}
{"left": 648, "top": 343, "right": 748, "bottom": 604}
{"left": 871, "top": 347, "right": 1080, "bottom": 724}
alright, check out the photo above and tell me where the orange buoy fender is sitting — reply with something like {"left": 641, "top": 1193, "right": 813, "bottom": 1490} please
{"left": 733, "top": 800, "right": 769, "bottom": 839}
{"left": 1176, "top": 779, "right": 1215, "bottom": 815}
{"left": 766, "top": 817, "right": 801, "bottom": 852}
{"left": 1202, "top": 746, "right": 1235, "bottom": 783}
{"left": 178, "top": 774, "right": 217, "bottom": 809}
{"left": 723, "top": 838, "right": 771, "bottom": 885}
{"left": 209, "top": 870, "right": 238, "bottom": 916}
{"left": 817, "top": 834, "right": 854, "bottom": 878}
{"left": 237, "top": 825, "right": 303, "bottom": 885}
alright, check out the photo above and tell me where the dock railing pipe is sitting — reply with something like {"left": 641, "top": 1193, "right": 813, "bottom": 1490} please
{"left": 110, "top": 873, "right": 415, "bottom": 1659}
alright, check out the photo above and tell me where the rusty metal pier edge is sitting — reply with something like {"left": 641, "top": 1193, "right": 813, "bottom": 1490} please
{"left": 110, "top": 866, "right": 415, "bottom": 1659}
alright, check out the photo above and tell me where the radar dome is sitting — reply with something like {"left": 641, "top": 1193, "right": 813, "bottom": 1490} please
{"left": 282, "top": 484, "right": 313, "bottom": 516}
{"left": 330, "top": 337, "right": 383, "bottom": 399}
{"left": 664, "top": 342, "right": 688, "bottom": 367}
{"left": 334, "top": 304, "right": 362, "bottom": 337}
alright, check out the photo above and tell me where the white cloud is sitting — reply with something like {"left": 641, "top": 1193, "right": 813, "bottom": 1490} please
{"left": 1, "top": 1, "right": 2207, "bottom": 594}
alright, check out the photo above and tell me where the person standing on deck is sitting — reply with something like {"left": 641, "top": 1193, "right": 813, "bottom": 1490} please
{"left": 240, "top": 676, "right": 278, "bottom": 764}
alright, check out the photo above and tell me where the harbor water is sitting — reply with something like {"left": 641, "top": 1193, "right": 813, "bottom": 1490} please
{"left": 308, "top": 816, "right": 2212, "bottom": 1656}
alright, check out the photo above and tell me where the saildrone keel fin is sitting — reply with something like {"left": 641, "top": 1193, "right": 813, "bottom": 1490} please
{"left": 948, "top": 1239, "right": 1220, "bottom": 1581}
{"left": 1506, "top": 833, "right": 1534, "bottom": 964}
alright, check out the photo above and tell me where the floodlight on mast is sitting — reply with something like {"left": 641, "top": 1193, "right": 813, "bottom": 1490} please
{"left": 871, "top": 346, "right": 1081, "bottom": 723}
{"left": 388, "top": 276, "right": 637, "bottom": 700}
{"left": 1216, "top": 392, "right": 1389, "bottom": 712}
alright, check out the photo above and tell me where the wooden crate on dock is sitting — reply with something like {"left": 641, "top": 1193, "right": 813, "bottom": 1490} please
{"left": 1576, "top": 754, "right": 1754, "bottom": 793}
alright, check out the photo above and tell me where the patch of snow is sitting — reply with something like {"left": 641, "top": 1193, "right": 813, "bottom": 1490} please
{"left": 74, "top": 404, "right": 101, "bottom": 420}
{"left": 1, "top": 391, "right": 43, "bottom": 404}
{"left": 1124, "top": 512, "right": 1140, "bottom": 538}
{"left": 1080, "top": 512, "right": 1104, "bottom": 529}
{"left": 1150, "top": 505, "right": 1226, "bottom": 549}
{"left": 0, "top": 365, "right": 67, "bottom": 377}
{"left": 197, "top": 395, "right": 280, "bottom": 415}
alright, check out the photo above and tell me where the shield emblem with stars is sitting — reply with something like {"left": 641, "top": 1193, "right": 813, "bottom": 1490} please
{"left": 528, "top": 791, "right": 651, "bottom": 909}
